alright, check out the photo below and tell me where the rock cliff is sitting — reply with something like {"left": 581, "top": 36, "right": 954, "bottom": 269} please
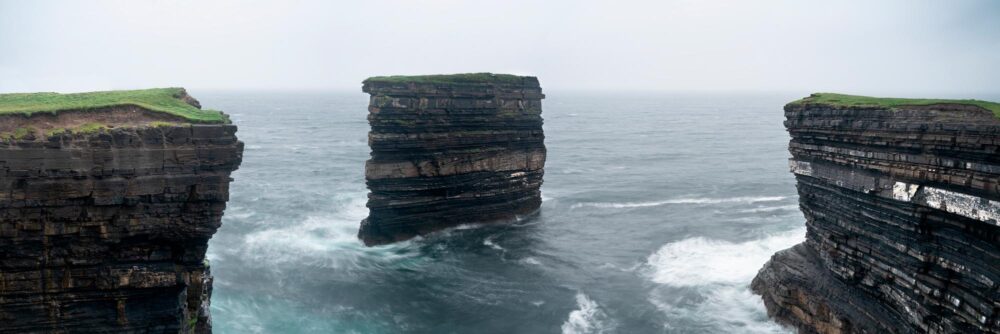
{"left": 753, "top": 93, "right": 1000, "bottom": 333}
{"left": 0, "top": 88, "right": 242, "bottom": 333}
{"left": 359, "top": 73, "right": 546, "bottom": 246}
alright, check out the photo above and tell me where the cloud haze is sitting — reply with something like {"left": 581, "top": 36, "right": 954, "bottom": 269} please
{"left": 1, "top": 0, "right": 998, "bottom": 95}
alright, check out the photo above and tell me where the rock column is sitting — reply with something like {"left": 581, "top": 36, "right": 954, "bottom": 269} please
{"left": 359, "top": 74, "right": 546, "bottom": 245}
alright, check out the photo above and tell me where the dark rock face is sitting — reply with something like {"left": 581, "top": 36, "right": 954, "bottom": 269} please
{"left": 359, "top": 76, "right": 546, "bottom": 246}
{"left": 0, "top": 124, "right": 243, "bottom": 333}
{"left": 753, "top": 103, "right": 1000, "bottom": 333}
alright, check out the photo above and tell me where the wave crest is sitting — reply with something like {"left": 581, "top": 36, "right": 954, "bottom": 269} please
{"left": 645, "top": 227, "right": 804, "bottom": 286}
{"left": 561, "top": 293, "right": 613, "bottom": 334}
{"left": 643, "top": 228, "right": 804, "bottom": 333}
{"left": 571, "top": 196, "right": 787, "bottom": 210}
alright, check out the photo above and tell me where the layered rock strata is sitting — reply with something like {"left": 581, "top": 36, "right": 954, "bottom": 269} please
{"left": 0, "top": 90, "right": 242, "bottom": 333}
{"left": 359, "top": 74, "right": 546, "bottom": 246}
{"left": 753, "top": 96, "right": 1000, "bottom": 333}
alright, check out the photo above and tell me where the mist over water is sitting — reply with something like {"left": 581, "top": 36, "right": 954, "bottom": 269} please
{"left": 200, "top": 91, "right": 807, "bottom": 333}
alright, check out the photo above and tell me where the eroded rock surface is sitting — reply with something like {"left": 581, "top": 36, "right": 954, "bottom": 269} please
{"left": 753, "top": 101, "right": 1000, "bottom": 333}
{"left": 0, "top": 104, "right": 242, "bottom": 332}
{"left": 359, "top": 75, "right": 546, "bottom": 245}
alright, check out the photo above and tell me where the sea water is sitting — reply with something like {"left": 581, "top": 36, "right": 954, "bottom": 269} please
{"left": 201, "top": 91, "right": 808, "bottom": 333}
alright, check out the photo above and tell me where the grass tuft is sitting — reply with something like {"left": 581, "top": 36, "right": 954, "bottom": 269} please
{"left": 12, "top": 127, "right": 35, "bottom": 139}
{"left": 46, "top": 128, "right": 69, "bottom": 137}
{"left": 76, "top": 122, "right": 107, "bottom": 134}
{"left": 1, "top": 127, "right": 36, "bottom": 141}
{"left": 791, "top": 93, "right": 1000, "bottom": 118}
{"left": 0, "top": 88, "right": 227, "bottom": 123}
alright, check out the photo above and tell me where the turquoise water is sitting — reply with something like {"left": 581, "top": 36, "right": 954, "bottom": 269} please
{"left": 200, "top": 91, "right": 808, "bottom": 333}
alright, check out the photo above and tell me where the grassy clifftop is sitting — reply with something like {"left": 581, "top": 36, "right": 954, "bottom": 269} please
{"left": 0, "top": 87, "right": 227, "bottom": 123}
{"left": 791, "top": 93, "right": 1000, "bottom": 118}
{"left": 364, "top": 73, "right": 531, "bottom": 85}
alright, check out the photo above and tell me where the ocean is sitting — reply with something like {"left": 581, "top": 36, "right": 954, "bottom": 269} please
{"left": 199, "top": 91, "right": 808, "bottom": 333}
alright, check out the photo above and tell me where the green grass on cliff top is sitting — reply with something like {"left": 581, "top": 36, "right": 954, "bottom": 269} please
{"left": 791, "top": 93, "right": 1000, "bottom": 118}
{"left": 364, "top": 73, "right": 528, "bottom": 85}
{"left": 0, "top": 87, "right": 227, "bottom": 123}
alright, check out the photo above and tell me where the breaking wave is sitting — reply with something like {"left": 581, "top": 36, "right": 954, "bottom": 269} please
{"left": 645, "top": 227, "right": 804, "bottom": 286}
{"left": 234, "top": 194, "right": 423, "bottom": 271}
{"left": 644, "top": 227, "right": 804, "bottom": 333}
{"left": 483, "top": 237, "right": 505, "bottom": 251}
{"left": 648, "top": 286, "right": 792, "bottom": 333}
{"left": 561, "top": 293, "right": 613, "bottom": 334}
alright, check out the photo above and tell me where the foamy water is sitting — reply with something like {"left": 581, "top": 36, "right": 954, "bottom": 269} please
{"left": 645, "top": 227, "right": 805, "bottom": 286}
{"left": 643, "top": 228, "right": 803, "bottom": 333}
{"left": 562, "top": 293, "right": 614, "bottom": 334}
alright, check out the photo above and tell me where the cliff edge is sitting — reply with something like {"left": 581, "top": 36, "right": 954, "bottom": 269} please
{"left": 753, "top": 93, "right": 1000, "bottom": 333}
{"left": 359, "top": 73, "right": 546, "bottom": 246}
{"left": 0, "top": 88, "right": 242, "bottom": 333}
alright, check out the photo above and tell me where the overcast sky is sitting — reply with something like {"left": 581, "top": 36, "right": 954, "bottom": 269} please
{"left": 1, "top": 0, "right": 998, "bottom": 95}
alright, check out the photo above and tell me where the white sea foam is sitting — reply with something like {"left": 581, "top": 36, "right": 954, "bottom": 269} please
{"left": 451, "top": 222, "right": 490, "bottom": 230}
{"left": 483, "top": 237, "right": 505, "bottom": 251}
{"left": 644, "top": 228, "right": 803, "bottom": 333}
{"left": 597, "top": 262, "right": 640, "bottom": 272}
{"left": 559, "top": 167, "right": 593, "bottom": 175}
{"left": 737, "top": 204, "right": 801, "bottom": 214}
{"left": 571, "top": 196, "right": 786, "bottom": 210}
{"left": 522, "top": 257, "right": 542, "bottom": 266}
{"left": 645, "top": 227, "right": 804, "bottom": 286}
{"left": 649, "top": 286, "right": 791, "bottom": 333}
{"left": 224, "top": 208, "right": 256, "bottom": 220}
{"left": 238, "top": 195, "right": 420, "bottom": 269}
{"left": 561, "top": 293, "right": 613, "bottom": 334}
{"left": 242, "top": 213, "right": 354, "bottom": 258}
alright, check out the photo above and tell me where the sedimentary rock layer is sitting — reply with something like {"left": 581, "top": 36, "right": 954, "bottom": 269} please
{"left": 753, "top": 98, "right": 1000, "bottom": 333}
{"left": 359, "top": 74, "right": 546, "bottom": 245}
{"left": 0, "top": 94, "right": 242, "bottom": 333}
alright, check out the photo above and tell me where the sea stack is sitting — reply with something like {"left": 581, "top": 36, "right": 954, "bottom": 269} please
{"left": 0, "top": 88, "right": 242, "bottom": 333}
{"left": 359, "top": 73, "right": 546, "bottom": 246}
{"left": 753, "top": 93, "right": 1000, "bottom": 333}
